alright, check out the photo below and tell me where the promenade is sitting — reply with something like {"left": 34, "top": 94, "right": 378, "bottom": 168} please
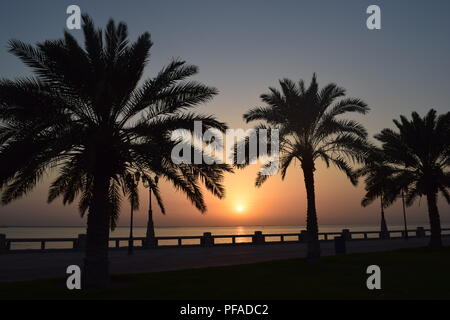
{"left": 1, "top": 237, "right": 449, "bottom": 282}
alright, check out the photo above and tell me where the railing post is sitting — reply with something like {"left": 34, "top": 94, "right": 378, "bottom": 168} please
{"left": 341, "top": 229, "right": 352, "bottom": 241}
{"left": 74, "top": 234, "right": 87, "bottom": 250}
{"left": 0, "top": 234, "right": 8, "bottom": 253}
{"left": 299, "top": 230, "right": 309, "bottom": 242}
{"left": 115, "top": 239, "right": 120, "bottom": 248}
{"left": 232, "top": 236, "right": 236, "bottom": 244}
{"left": 41, "top": 241, "right": 46, "bottom": 250}
{"left": 252, "top": 231, "right": 265, "bottom": 245}
{"left": 334, "top": 236, "right": 346, "bottom": 255}
{"left": 200, "top": 232, "right": 214, "bottom": 247}
{"left": 416, "top": 227, "right": 425, "bottom": 238}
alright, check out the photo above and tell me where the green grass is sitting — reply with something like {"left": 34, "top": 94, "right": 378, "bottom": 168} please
{"left": 1, "top": 246, "right": 450, "bottom": 300}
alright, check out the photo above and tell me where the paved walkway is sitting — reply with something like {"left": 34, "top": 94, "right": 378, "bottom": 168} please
{"left": 0, "top": 237, "right": 448, "bottom": 282}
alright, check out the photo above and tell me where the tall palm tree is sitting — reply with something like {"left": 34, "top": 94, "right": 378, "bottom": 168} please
{"left": 142, "top": 174, "right": 165, "bottom": 247}
{"left": 127, "top": 172, "right": 140, "bottom": 255}
{"left": 0, "top": 15, "right": 232, "bottom": 287}
{"left": 375, "top": 109, "right": 450, "bottom": 247}
{"left": 356, "top": 148, "right": 396, "bottom": 238}
{"left": 400, "top": 187, "right": 409, "bottom": 239}
{"left": 239, "top": 74, "right": 370, "bottom": 260}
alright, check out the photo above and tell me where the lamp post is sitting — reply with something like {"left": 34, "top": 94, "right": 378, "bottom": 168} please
{"left": 143, "top": 175, "right": 158, "bottom": 248}
{"left": 128, "top": 172, "right": 140, "bottom": 255}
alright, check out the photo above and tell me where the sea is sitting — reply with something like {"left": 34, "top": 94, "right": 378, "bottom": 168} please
{"left": 1, "top": 224, "right": 445, "bottom": 250}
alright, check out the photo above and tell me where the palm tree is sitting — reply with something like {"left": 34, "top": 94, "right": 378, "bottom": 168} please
{"left": 400, "top": 187, "right": 409, "bottom": 239}
{"left": 375, "top": 109, "right": 450, "bottom": 247}
{"left": 0, "top": 15, "right": 232, "bottom": 287}
{"left": 239, "top": 74, "right": 370, "bottom": 260}
{"left": 127, "top": 172, "right": 140, "bottom": 255}
{"left": 356, "top": 148, "right": 396, "bottom": 239}
{"left": 142, "top": 174, "right": 165, "bottom": 247}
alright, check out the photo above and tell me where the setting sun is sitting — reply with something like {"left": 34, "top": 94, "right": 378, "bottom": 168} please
{"left": 235, "top": 204, "right": 245, "bottom": 213}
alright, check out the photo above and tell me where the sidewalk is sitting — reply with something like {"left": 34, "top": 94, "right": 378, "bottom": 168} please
{"left": 0, "top": 237, "right": 447, "bottom": 282}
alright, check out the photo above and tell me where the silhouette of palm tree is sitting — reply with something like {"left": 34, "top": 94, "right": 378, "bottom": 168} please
{"left": 240, "top": 74, "right": 370, "bottom": 260}
{"left": 0, "top": 15, "right": 231, "bottom": 287}
{"left": 375, "top": 109, "right": 450, "bottom": 248}
{"left": 126, "top": 172, "right": 140, "bottom": 256}
{"left": 142, "top": 174, "right": 165, "bottom": 247}
{"left": 356, "top": 148, "right": 397, "bottom": 238}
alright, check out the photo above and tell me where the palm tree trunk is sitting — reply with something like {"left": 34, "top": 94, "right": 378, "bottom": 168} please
{"left": 401, "top": 189, "right": 408, "bottom": 240}
{"left": 146, "top": 189, "right": 155, "bottom": 241}
{"left": 380, "top": 210, "right": 388, "bottom": 239}
{"left": 380, "top": 195, "right": 388, "bottom": 239}
{"left": 83, "top": 170, "right": 111, "bottom": 288}
{"left": 128, "top": 201, "right": 134, "bottom": 255}
{"left": 426, "top": 191, "right": 442, "bottom": 248}
{"left": 302, "top": 158, "right": 321, "bottom": 261}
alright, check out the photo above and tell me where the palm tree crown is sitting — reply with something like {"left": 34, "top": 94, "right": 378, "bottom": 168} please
{"left": 0, "top": 15, "right": 232, "bottom": 286}
{"left": 374, "top": 109, "right": 450, "bottom": 247}
{"left": 356, "top": 147, "right": 397, "bottom": 237}
{"left": 241, "top": 74, "right": 370, "bottom": 259}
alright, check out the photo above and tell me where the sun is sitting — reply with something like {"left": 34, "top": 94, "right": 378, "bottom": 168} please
{"left": 235, "top": 204, "right": 245, "bottom": 213}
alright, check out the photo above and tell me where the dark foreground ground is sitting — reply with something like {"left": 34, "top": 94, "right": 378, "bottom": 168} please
{"left": 1, "top": 246, "right": 449, "bottom": 300}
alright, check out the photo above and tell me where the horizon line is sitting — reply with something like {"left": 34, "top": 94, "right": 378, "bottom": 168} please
{"left": 0, "top": 222, "right": 440, "bottom": 229}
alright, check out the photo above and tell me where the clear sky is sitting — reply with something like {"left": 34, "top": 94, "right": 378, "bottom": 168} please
{"left": 0, "top": 0, "right": 449, "bottom": 227}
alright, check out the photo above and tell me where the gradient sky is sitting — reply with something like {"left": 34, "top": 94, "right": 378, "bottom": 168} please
{"left": 0, "top": 0, "right": 449, "bottom": 227}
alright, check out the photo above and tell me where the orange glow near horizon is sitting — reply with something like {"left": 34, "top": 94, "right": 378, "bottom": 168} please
{"left": 1, "top": 159, "right": 448, "bottom": 228}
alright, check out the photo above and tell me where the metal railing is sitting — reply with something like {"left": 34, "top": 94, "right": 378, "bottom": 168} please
{"left": 1, "top": 227, "right": 449, "bottom": 252}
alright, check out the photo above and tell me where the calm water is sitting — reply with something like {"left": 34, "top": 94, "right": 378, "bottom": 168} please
{"left": 0, "top": 224, "right": 442, "bottom": 250}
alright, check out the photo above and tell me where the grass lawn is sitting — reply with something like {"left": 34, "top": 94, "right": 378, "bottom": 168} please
{"left": 1, "top": 246, "right": 449, "bottom": 300}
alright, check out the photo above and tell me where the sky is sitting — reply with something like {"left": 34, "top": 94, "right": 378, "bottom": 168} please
{"left": 0, "top": 0, "right": 449, "bottom": 227}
